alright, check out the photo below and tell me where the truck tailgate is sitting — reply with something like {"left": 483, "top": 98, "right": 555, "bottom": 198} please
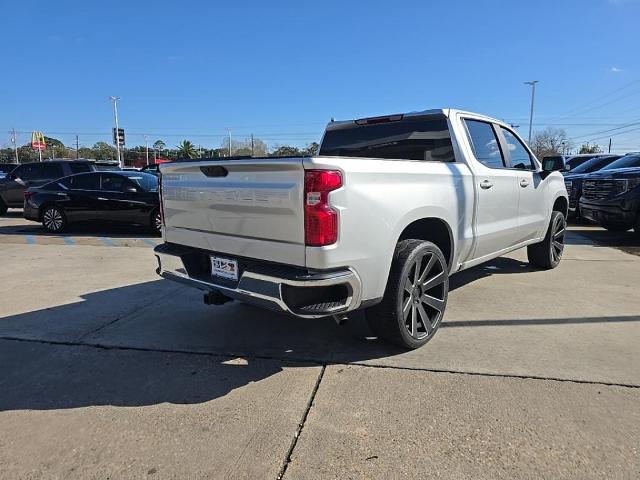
{"left": 161, "top": 158, "right": 306, "bottom": 266}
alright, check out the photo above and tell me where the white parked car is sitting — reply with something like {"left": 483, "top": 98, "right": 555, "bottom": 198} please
{"left": 154, "top": 109, "right": 568, "bottom": 349}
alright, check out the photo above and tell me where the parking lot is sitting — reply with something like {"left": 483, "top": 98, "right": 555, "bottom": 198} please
{"left": 1, "top": 213, "right": 639, "bottom": 479}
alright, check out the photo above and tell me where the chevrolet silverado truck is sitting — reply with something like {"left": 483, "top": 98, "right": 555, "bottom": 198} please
{"left": 154, "top": 109, "right": 568, "bottom": 349}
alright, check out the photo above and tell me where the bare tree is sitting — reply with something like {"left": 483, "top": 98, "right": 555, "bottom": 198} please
{"left": 530, "top": 127, "right": 572, "bottom": 158}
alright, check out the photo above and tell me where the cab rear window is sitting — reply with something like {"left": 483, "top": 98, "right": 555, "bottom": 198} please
{"left": 319, "top": 115, "right": 455, "bottom": 162}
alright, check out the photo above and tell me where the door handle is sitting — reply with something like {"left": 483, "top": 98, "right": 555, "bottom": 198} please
{"left": 520, "top": 179, "right": 530, "bottom": 188}
{"left": 480, "top": 180, "right": 493, "bottom": 189}
{"left": 97, "top": 197, "right": 108, "bottom": 201}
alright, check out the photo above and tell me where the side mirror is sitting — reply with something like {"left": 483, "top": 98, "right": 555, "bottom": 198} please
{"left": 542, "top": 157, "right": 565, "bottom": 173}
{"left": 123, "top": 186, "right": 138, "bottom": 194}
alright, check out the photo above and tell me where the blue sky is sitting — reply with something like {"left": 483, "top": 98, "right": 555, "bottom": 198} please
{"left": 1, "top": 0, "right": 639, "bottom": 153}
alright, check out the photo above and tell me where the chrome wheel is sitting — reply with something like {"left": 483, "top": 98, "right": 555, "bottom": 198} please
{"left": 551, "top": 214, "right": 565, "bottom": 264}
{"left": 153, "top": 210, "right": 162, "bottom": 233}
{"left": 43, "top": 207, "right": 64, "bottom": 232}
{"left": 401, "top": 251, "right": 447, "bottom": 340}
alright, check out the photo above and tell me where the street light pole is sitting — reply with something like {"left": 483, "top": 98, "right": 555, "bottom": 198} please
{"left": 109, "top": 96, "right": 122, "bottom": 168}
{"left": 10, "top": 129, "right": 19, "bottom": 163}
{"left": 144, "top": 135, "right": 149, "bottom": 166}
{"left": 524, "top": 80, "right": 538, "bottom": 145}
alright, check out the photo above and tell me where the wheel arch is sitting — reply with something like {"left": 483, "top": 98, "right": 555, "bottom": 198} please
{"left": 553, "top": 195, "right": 569, "bottom": 218}
{"left": 397, "top": 217, "right": 455, "bottom": 271}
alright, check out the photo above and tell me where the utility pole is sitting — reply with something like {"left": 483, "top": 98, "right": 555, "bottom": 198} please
{"left": 10, "top": 129, "right": 19, "bottom": 163}
{"left": 524, "top": 80, "right": 538, "bottom": 145}
{"left": 227, "top": 128, "right": 232, "bottom": 157}
{"left": 109, "top": 96, "right": 122, "bottom": 168}
{"left": 144, "top": 135, "right": 149, "bottom": 165}
{"left": 608, "top": 138, "right": 612, "bottom": 154}
{"left": 75, "top": 135, "right": 79, "bottom": 159}
{"left": 251, "top": 133, "right": 255, "bottom": 157}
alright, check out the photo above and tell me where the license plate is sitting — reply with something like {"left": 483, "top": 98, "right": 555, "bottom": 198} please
{"left": 210, "top": 256, "right": 239, "bottom": 281}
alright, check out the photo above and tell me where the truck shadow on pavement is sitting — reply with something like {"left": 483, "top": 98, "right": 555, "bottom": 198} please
{"left": 1, "top": 258, "right": 638, "bottom": 412}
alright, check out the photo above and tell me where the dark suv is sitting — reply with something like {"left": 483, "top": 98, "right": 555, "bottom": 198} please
{"left": 563, "top": 155, "right": 622, "bottom": 219}
{"left": 579, "top": 165, "right": 640, "bottom": 235}
{"left": 0, "top": 160, "right": 95, "bottom": 214}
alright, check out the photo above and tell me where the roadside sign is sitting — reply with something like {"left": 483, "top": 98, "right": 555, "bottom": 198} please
{"left": 31, "top": 131, "right": 46, "bottom": 151}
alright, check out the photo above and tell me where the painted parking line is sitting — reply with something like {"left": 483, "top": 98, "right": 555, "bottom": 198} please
{"left": 62, "top": 236, "right": 76, "bottom": 245}
{"left": 99, "top": 237, "right": 115, "bottom": 247}
{"left": 142, "top": 239, "right": 158, "bottom": 247}
{"left": 25, "top": 235, "right": 36, "bottom": 245}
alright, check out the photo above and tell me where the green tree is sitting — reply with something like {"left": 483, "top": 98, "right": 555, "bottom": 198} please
{"left": 176, "top": 140, "right": 198, "bottom": 159}
{"left": 92, "top": 141, "right": 117, "bottom": 160}
{"left": 303, "top": 142, "right": 320, "bottom": 156}
{"left": 153, "top": 140, "right": 166, "bottom": 152}
{"left": 270, "top": 145, "right": 302, "bottom": 157}
{"left": 578, "top": 143, "right": 603, "bottom": 154}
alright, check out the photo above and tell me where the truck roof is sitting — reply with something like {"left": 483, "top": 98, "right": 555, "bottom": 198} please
{"left": 325, "top": 109, "right": 505, "bottom": 131}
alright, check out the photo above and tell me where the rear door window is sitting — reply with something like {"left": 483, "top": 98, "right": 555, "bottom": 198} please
{"left": 69, "top": 162, "right": 92, "bottom": 174}
{"left": 101, "top": 174, "right": 131, "bottom": 192}
{"left": 70, "top": 173, "right": 100, "bottom": 190}
{"left": 463, "top": 120, "right": 506, "bottom": 169}
{"left": 14, "top": 163, "right": 64, "bottom": 180}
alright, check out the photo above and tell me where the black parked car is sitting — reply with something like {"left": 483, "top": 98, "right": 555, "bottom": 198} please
{"left": 564, "top": 153, "right": 613, "bottom": 171}
{"left": 23, "top": 171, "right": 161, "bottom": 234}
{"left": 579, "top": 165, "right": 640, "bottom": 235}
{"left": 563, "top": 155, "right": 622, "bottom": 219}
{"left": 0, "top": 160, "right": 95, "bottom": 214}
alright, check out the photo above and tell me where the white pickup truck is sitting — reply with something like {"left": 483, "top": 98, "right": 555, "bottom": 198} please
{"left": 154, "top": 109, "right": 568, "bottom": 349}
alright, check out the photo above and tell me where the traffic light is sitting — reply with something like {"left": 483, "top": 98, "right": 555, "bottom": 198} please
{"left": 112, "top": 128, "right": 125, "bottom": 146}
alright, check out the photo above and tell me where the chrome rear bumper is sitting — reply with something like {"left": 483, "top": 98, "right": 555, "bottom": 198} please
{"left": 154, "top": 244, "right": 362, "bottom": 318}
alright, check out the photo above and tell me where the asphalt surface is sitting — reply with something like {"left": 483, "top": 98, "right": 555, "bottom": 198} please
{"left": 0, "top": 213, "right": 639, "bottom": 479}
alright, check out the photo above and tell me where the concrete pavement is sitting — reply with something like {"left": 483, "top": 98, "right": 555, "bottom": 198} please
{"left": 0, "top": 217, "right": 638, "bottom": 479}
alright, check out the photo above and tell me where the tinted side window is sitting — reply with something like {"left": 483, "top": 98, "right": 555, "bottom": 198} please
{"left": 464, "top": 120, "right": 505, "bottom": 169}
{"left": 70, "top": 173, "right": 100, "bottom": 190}
{"left": 101, "top": 174, "right": 130, "bottom": 191}
{"left": 500, "top": 128, "right": 534, "bottom": 170}
{"left": 32, "top": 164, "right": 65, "bottom": 180}
{"left": 69, "top": 162, "right": 91, "bottom": 174}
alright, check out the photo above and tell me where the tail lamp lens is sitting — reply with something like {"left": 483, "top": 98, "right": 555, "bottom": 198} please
{"left": 304, "top": 170, "right": 342, "bottom": 246}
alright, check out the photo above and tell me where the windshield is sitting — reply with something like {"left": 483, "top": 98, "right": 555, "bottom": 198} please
{"left": 570, "top": 155, "right": 620, "bottom": 174}
{"left": 319, "top": 115, "right": 455, "bottom": 162}
{"left": 601, "top": 154, "right": 640, "bottom": 171}
{"left": 121, "top": 172, "right": 158, "bottom": 191}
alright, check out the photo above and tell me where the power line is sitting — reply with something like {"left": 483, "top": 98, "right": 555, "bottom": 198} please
{"left": 551, "top": 87, "right": 640, "bottom": 121}
{"left": 568, "top": 118, "right": 640, "bottom": 142}
{"left": 548, "top": 79, "right": 640, "bottom": 121}
{"left": 577, "top": 125, "right": 640, "bottom": 144}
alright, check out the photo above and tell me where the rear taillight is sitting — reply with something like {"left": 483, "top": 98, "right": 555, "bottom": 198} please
{"left": 23, "top": 190, "right": 35, "bottom": 201}
{"left": 304, "top": 170, "right": 342, "bottom": 246}
{"left": 158, "top": 172, "right": 165, "bottom": 226}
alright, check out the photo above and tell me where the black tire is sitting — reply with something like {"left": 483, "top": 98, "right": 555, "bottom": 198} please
{"left": 527, "top": 210, "right": 566, "bottom": 269}
{"left": 41, "top": 205, "right": 66, "bottom": 233}
{"left": 601, "top": 222, "right": 630, "bottom": 232}
{"left": 366, "top": 239, "right": 449, "bottom": 349}
{"left": 634, "top": 212, "right": 640, "bottom": 238}
{"left": 151, "top": 209, "right": 162, "bottom": 235}
{"left": 0, "top": 199, "right": 7, "bottom": 215}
